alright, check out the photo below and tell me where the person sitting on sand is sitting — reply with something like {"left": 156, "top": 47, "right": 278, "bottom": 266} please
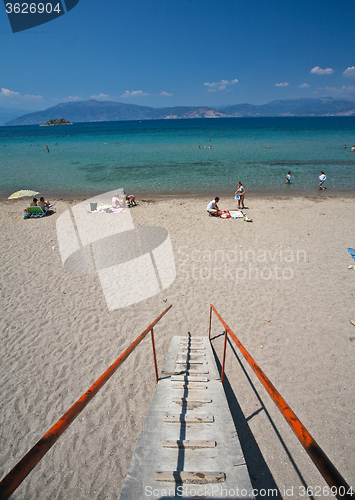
{"left": 30, "top": 198, "right": 38, "bottom": 207}
{"left": 111, "top": 193, "right": 121, "bottom": 208}
{"left": 126, "top": 194, "right": 137, "bottom": 207}
{"left": 206, "top": 197, "right": 220, "bottom": 216}
{"left": 319, "top": 172, "right": 326, "bottom": 190}
{"left": 38, "top": 197, "right": 50, "bottom": 213}
{"left": 235, "top": 182, "right": 245, "bottom": 209}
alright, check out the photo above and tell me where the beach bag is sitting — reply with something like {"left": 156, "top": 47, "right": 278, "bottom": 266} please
{"left": 23, "top": 209, "right": 31, "bottom": 219}
{"left": 219, "top": 211, "right": 231, "bottom": 219}
{"left": 234, "top": 195, "right": 240, "bottom": 200}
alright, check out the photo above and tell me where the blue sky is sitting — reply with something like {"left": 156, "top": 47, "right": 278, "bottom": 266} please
{"left": 1, "top": 0, "right": 354, "bottom": 110}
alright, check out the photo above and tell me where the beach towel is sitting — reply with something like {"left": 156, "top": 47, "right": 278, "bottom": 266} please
{"left": 348, "top": 248, "right": 355, "bottom": 261}
{"left": 229, "top": 210, "right": 244, "bottom": 218}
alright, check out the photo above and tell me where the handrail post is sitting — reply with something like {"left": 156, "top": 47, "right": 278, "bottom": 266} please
{"left": 208, "top": 304, "right": 212, "bottom": 340}
{"left": 151, "top": 327, "right": 159, "bottom": 383}
{"left": 221, "top": 328, "right": 228, "bottom": 384}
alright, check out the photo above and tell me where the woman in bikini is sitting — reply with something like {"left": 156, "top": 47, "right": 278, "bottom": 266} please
{"left": 235, "top": 182, "right": 245, "bottom": 209}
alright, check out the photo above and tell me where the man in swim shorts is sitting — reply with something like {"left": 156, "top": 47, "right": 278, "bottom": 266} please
{"left": 38, "top": 197, "right": 50, "bottom": 212}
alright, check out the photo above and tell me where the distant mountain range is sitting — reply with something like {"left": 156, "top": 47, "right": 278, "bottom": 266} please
{"left": 4, "top": 97, "right": 355, "bottom": 126}
{"left": 0, "top": 107, "right": 36, "bottom": 126}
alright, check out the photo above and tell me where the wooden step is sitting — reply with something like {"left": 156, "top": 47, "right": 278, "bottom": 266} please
{"left": 179, "top": 347, "right": 206, "bottom": 351}
{"left": 162, "top": 440, "right": 216, "bottom": 449}
{"left": 178, "top": 352, "right": 206, "bottom": 356}
{"left": 179, "top": 337, "right": 205, "bottom": 340}
{"left": 172, "top": 398, "right": 212, "bottom": 404}
{"left": 171, "top": 375, "right": 209, "bottom": 382}
{"left": 172, "top": 384, "right": 207, "bottom": 390}
{"left": 179, "top": 342, "right": 203, "bottom": 346}
{"left": 175, "top": 369, "right": 209, "bottom": 375}
{"left": 163, "top": 414, "right": 214, "bottom": 423}
{"left": 176, "top": 360, "right": 206, "bottom": 364}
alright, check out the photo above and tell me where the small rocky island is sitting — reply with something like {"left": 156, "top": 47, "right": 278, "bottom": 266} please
{"left": 40, "top": 118, "right": 73, "bottom": 126}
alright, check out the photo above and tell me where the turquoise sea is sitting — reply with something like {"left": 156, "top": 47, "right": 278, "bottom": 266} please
{"left": 0, "top": 117, "right": 354, "bottom": 198}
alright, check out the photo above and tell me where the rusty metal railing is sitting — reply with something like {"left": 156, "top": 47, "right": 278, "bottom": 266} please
{"left": 209, "top": 304, "right": 353, "bottom": 500}
{"left": 0, "top": 304, "right": 172, "bottom": 500}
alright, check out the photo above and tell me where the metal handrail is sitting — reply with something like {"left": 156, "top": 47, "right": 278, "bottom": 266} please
{"left": 0, "top": 304, "right": 172, "bottom": 500}
{"left": 209, "top": 304, "right": 353, "bottom": 500}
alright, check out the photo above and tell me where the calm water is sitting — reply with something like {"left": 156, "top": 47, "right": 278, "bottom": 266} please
{"left": 1, "top": 117, "right": 354, "bottom": 197}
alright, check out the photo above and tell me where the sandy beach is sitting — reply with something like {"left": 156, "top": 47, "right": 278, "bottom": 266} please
{"left": 1, "top": 194, "right": 355, "bottom": 499}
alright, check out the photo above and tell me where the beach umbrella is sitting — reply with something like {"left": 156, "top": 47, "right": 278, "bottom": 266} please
{"left": 8, "top": 189, "right": 39, "bottom": 200}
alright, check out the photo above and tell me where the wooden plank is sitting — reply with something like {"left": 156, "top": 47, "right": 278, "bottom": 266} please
{"left": 176, "top": 360, "right": 206, "bottom": 364}
{"left": 162, "top": 440, "right": 216, "bottom": 449}
{"left": 179, "top": 340, "right": 203, "bottom": 344}
{"left": 179, "top": 337, "right": 205, "bottom": 340}
{"left": 163, "top": 415, "right": 214, "bottom": 423}
{"left": 174, "top": 369, "right": 209, "bottom": 374}
{"left": 172, "top": 398, "right": 212, "bottom": 403}
{"left": 178, "top": 347, "right": 206, "bottom": 351}
{"left": 152, "top": 471, "right": 225, "bottom": 484}
{"left": 171, "top": 376, "right": 209, "bottom": 382}
{"left": 172, "top": 384, "right": 207, "bottom": 390}
{"left": 178, "top": 352, "right": 206, "bottom": 356}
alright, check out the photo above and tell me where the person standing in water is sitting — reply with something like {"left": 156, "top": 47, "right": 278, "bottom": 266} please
{"left": 319, "top": 172, "right": 326, "bottom": 190}
{"left": 286, "top": 171, "right": 291, "bottom": 184}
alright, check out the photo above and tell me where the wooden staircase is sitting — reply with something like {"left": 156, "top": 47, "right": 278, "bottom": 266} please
{"left": 119, "top": 335, "right": 255, "bottom": 499}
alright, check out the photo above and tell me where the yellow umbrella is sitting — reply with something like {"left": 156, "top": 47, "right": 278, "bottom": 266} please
{"left": 8, "top": 189, "right": 39, "bottom": 200}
